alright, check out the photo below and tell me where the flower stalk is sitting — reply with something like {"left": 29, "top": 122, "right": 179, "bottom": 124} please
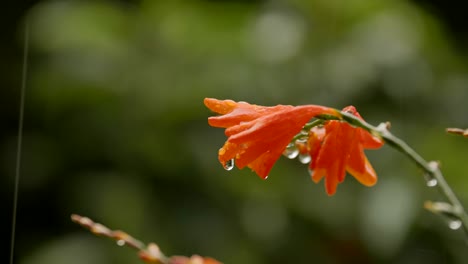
{"left": 318, "top": 111, "right": 468, "bottom": 237}
{"left": 71, "top": 214, "right": 222, "bottom": 264}
{"left": 446, "top": 128, "right": 468, "bottom": 137}
{"left": 205, "top": 98, "right": 468, "bottom": 236}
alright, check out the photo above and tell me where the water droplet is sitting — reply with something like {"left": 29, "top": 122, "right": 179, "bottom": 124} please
{"left": 424, "top": 174, "right": 437, "bottom": 187}
{"left": 224, "top": 159, "right": 235, "bottom": 171}
{"left": 264, "top": 175, "right": 269, "bottom": 179}
{"left": 116, "top": 240, "right": 125, "bottom": 246}
{"left": 307, "top": 167, "right": 314, "bottom": 176}
{"left": 298, "top": 153, "right": 311, "bottom": 164}
{"left": 426, "top": 178, "right": 437, "bottom": 187}
{"left": 283, "top": 143, "right": 299, "bottom": 159}
{"left": 448, "top": 219, "right": 462, "bottom": 230}
{"left": 295, "top": 138, "right": 307, "bottom": 144}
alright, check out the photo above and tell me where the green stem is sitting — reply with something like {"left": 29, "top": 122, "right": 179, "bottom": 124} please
{"left": 292, "top": 119, "right": 324, "bottom": 141}
{"left": 317, "top": 111, "right": 468, "bottom": 237}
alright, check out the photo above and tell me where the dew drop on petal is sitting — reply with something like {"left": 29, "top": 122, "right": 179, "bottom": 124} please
{"left": 424, "top": 174, "right": 437, "bottom": 187}
{"left": 116, "top": 240, "right": 125, "bottom": 246}
{"left": 224, "top": 159, "right": 235, "bottom": 171}
{"left": 264, "top": 175, "right": 269, "bottom": 179}
{"left": 448, "top": 219, "right": 462, "bottom": 230}
{"left": 298, "top": 153, "right": 311, "bottom": 164}
{"left": 283, "top": 143, "right": 299, "bottom": 159}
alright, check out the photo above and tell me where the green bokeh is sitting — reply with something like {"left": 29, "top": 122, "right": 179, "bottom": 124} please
{"left": 4, "top": 0, "right": 468, "bottom": 263}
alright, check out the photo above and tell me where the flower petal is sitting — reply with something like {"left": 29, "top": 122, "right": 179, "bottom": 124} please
{"left": 247, "top": 146, "right": 285, "bottom": 178}
{"left": 204, "top": 98, "right": 238, "bottom": 115}
{"left": 308, "top": 126, "right": 325, "bottom": 171}
{"left": 346, "top": 144, "right": 378, "bottom": 186}
{"left": 228, "top": 105, "right": 335, "bottom": 178}
{"left": 358, "top": 129, "right": 384, "bottom": 149}
{"left": 342, "top": 105, "right": 384, "bottom": 149}
{"left": 309, "top": 106, "right": 383, "bottom": 195}
{"left": 205, "top": 98, "right": 292, "bottom": 128}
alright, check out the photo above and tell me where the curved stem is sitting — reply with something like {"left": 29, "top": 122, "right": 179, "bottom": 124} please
{"left": 71, "top": 214, "right": 171, "bottom": 263}
{"left": 71, "top": 214, "right": 223, "bottom": 263}
{"left": 317, "top": 111, "right": 468, "bottom": 237}
{"left": 292, "top": 119, "right": 324, "bottom": 142}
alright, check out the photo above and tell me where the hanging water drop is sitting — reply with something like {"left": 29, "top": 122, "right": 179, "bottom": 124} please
{"left": 448, "top": 219, "right": 462, "bottom": 230}
{"left": 116, "top": 240, "right": 125, "bottom": 246}
{"left": 283, "top": 143, "right": 299, "bottom": 159}
{"left": 223, "top": 159, "right": 235, "bottom": 171}
{"left": 426, "top": 178, "right": 437, "bottom": 187}
{"left": 424, "top": 173, "right": 437, "bottom": 187}
{"left": 298, "top": 153, "right": 311, "bottom": 164}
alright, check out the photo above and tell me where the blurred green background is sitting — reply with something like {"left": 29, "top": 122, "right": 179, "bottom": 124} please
{"left": 2, "top": 0, "right": 468, "bottom": 263}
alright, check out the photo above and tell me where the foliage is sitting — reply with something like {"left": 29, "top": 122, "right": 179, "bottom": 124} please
{"left": 4, "top": 0, "right": 468, "bottom": 263}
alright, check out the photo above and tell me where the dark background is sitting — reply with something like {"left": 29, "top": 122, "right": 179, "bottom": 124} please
{"left": 3, "top": 0, "right": 468, "bottom": 263}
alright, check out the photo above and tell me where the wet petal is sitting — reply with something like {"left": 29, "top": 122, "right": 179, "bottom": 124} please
{"left": 346, "top": 144, "right": 378, "bottom": 186}
{"left": 205, "top": 98, "right": 291, "bottom": 128}
{"left": 359, "top": 129, "right": 384, "bottom": 149}
{"left": 308, "top": 106, "right": 383, "bottom": 195}
{"left": 204, "top": 98, "right": 238, "bottom": 115}
{"left": 205, "top": 98, "right": 337, "bottom": 179}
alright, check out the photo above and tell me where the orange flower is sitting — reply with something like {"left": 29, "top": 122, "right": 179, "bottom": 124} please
{"left": 204, "top": 98, "right": 338, "bottom": 178}
{"left": 309, "top": 106, "right": 384, "bottom": 195}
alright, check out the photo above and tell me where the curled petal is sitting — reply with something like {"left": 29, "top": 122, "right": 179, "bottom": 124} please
{"left": 204, "top": 98, "right": 238, "bottom": 115}
{"left": 205, "top": 98, "right": 291, "bottom": 128}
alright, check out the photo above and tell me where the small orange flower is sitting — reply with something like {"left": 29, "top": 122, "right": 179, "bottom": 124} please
{"left": 204, "top": 98, "right": 338, "bottom": 178}
{"left": 309, "top": 106, "right": 384, "bottom": 195}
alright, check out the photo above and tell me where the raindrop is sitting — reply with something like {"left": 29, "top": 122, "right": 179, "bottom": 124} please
{"left": 424, "top": 174, "right": 437, "bottom": 187}
{"left": 426, "top": 179, "right": 437, "bottom": 187}
{"left": 116, "top": 240, "right": 125, "bottom": 246}
{"left": 264, "top": 175, "right": 269, "bottom": 179}
{"left": 224, "top": 159, "right": 235, "bottom": 171}
{"left": 448, "top": 219, "right": 462, "bottom": 230}
{"left": 295, "top": 138, "right": 307, "bottom": 144}
{"left": 307, "top": 167, "right": 314, "bottom": 176}
{"left": 283, "top": 143, "right": 299, "bottom": 159}
{"left": 298, "top": 153, "right": 311, "bottom": 164}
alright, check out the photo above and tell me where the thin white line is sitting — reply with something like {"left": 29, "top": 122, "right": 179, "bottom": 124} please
{"left": 10, "top": 19, "right": 29, "bottom": 264}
